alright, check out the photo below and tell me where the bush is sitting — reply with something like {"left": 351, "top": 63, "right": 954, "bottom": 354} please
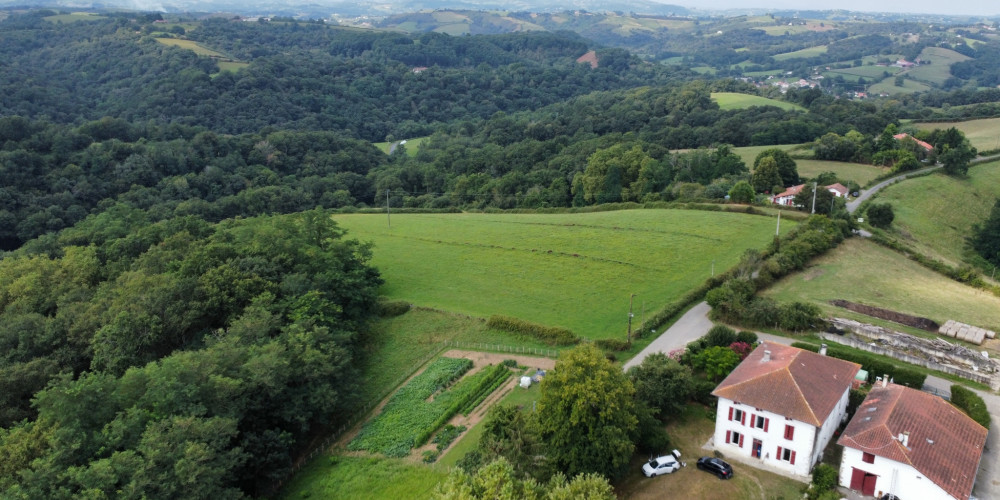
{"left": 735, "top": 331, "right": 758, "bottom": 345}
{"left": 705, "top": 325, "right": 737, "bottom": 348}
{"left": 867, "top": 203, "right": 894, "bottom": 228}
{"left": 950, "top": 385, "right": 991, "bottom": 430}
{"left": 595, "top": 338, "right": 630, "bottom": 351}
{"left": 691, "top": 379, "right": 718, "bottom": 406}
{"left": 810, "top": 463, "right": 839, "bottom": 498}
{"left": 376, "top": 299, "right": 411, "bottom": 317}
{"left": 486, "top": 315, "right": 579, "bottom": 346}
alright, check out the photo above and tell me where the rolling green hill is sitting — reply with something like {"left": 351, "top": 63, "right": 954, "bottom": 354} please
{"left": 333, "top": 209, "right": 793, "bottom": 340}
{"left": 914, "top": 118, "right": 1000, "bottom": 152}
{"left": 711, "top": 92, "right": 805, "bottom": 112}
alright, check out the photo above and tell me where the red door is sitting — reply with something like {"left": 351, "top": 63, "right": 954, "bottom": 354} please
{"left": 850, "top": 468, "right": 878, "bottom": 495}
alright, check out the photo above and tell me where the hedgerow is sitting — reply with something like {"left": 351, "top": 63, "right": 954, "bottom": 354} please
{"left": 950, "top": 385, "right": 991, "bottom": 430}
{"left": 486, "top": 315, "right": 579, "bottom": 346}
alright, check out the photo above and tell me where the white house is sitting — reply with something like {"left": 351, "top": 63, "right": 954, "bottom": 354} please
{"left": 712, "top": 342, "right": 861, "bottom": 477}
{"left": 838, "top": 382, "right": 987, "bottom": 500}
{"left": 772, "top": 183, "right": 850, "bottom": 206}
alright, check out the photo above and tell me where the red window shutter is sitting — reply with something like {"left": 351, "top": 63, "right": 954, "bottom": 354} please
{"left": 777, "top": 446, "right": 783, "bottom": 459}
{"left": 785, "top": 424, "right": 794, "bottom": 440}
{"left": 741, "top": 412, "right": 746, "bottom": 425}
{"left": 750, "top": 414, "right": 756, "bottom": 427}
{"left": 790, "top": 451, "right": 796, "bottom": 465}
{"left": 728, "top": 407, "right": 733, "bottom": 421}
{"left": 726, "top": 431, "right": 731, "bottom": 443}
{"left": 739, "top": 434, "right": 744, "bottom": 447}
{"left": 763, "top": 418, "right": 769, "bottom": 432}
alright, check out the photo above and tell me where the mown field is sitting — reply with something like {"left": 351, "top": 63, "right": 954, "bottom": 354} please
{"left": 374, "top": 136, "right": 429, "bottom": 156}
{"left": 906, "top": 47, "right": 971, "bottom": 85}
{"left": 154, "top": 37, "right": 227, "bottom": 58}
{"left": 732, "top": 145, "right": 884, "bottom": 186}
{"left": 867, "top": 160, "right": 1000, "bottom": 266}
{"left": 763, "top": 238, "right": 1000, "bottom": 332}
{"left": 333, "top": 210, "right": 793, "bottom": 340}
{"left": 43, "top": 12, "right": 106, "bottom": 22}
{"left": 711, "top": 92, "right": 804, "bottom": 112}
{"left": 772, "top": 44, "right": 827, "bottom": 61}
{"left": 868, "top": 76, "right": 931, "bottom": 95}
{"left": 914, "top": 118, "right": 1000, "bottom": 152}
{"left": 824, "top": 64, "right": 899, "bottom": 79}
{"left": 278, "top": 456, "right": 447, "bottom": 500}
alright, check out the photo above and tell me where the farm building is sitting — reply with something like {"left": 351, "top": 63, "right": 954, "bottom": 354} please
{"left": 771, "top": 183, "right": 849, "bottom": 206}
{"left": 837, "top": 381, "right": 987, "bottom": 500}
{"left": 712, "top": 342, "right": 861, "bottom": 477}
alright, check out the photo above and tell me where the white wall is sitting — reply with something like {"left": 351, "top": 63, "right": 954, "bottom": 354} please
{"left": 812, "top": 386, "right": 851, "bottom": 466}
{"left": 714, "top": 398, "right": 816, "bottom": 476}
{"left": 839, "top": 447, "right": 953, "bottom": 500}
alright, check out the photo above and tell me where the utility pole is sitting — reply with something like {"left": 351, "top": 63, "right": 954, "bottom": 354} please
{"left": 811, "top": 181, "right": 817, "bottom": 214}
{"left": 776, "top": 210, "right": 781, "bottom": 236}
{"left": 627, "top": 293, "right": 636, "bottom": 347}
{"left": 386, "top": 189, "right": 391, "bottom": 229}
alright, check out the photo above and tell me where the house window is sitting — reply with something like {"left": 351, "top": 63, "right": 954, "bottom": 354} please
{"left": 784, "top": 424, "right": 794, "bottom": 440}
{"left": 862, "top": 452, "right": 875, "bottom": 464}
{"left": 726, "top": 430, "right": 745, "bottom": 448}
{"left": 728, "top": 407, "right": 746, "bottom": 425}
{"left": 777, "top": 446, "right": 796, "bottom": 465}
{"left": 752, "top": 415, "right": 768, "bottom": 431}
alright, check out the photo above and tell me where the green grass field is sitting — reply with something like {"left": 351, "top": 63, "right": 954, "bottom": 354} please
{"left": 333, "top": 210, "right": 793, "bottom": 340}
{"left": 795, "top": 159, "right": 886, "bottom": 186}
{"left": 914, "top": 118, "right": 1000, "bottom": 152}
{"left": 277, "top": 456, "right": 447, "bottom": 500}
{"left": 43, "top": 12, "right": 106, "bottom": 23}
{"left": 825, "top": 65, "right": 899, "bottom": 79}
{"left": 867, "top": 161, "right": 1000, "bottom": 267}
{"left": 868, "top": 76, "right": 931, "bottom": 95}
{"left": 216, "top": 61, "right": 249, "bottom": 73}
{"left": 711, "top": 93, "right": 805, "bottom": 112}
{"left": 763, "top": 238, "right": 1000, "bottom": 332}
{"left": 732, "top": 144, "right": 803, "bottom": 165}
{"left": 773, "top": 45, "right": 827, "bottom": 61}
{"left": 906, "top": 47, "right": 971, "bottom": 85}
{"left": 154, "top": 38, "right": 227, "bottom": 58}
{"left": 373, "top": 136, "right": 428, "bottom": 156}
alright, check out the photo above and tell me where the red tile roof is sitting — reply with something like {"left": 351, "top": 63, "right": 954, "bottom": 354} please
{"left": 772, "top": 184, "right": 805, "bottom": 200}
{"left": 838, "top": 384, "right": 987, "bottom": 500}
{"left": 712, "top": 342, "right": 861, "bottom": 426}
{"left": 826, "top": 183, "right": 849, "bottom": 197}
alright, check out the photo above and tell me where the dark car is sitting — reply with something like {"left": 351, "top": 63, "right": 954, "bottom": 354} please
{"left": 696, "top": 456, "right": 733, "bottom": 479}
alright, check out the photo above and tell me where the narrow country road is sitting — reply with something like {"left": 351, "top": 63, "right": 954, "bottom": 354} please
{"left": 622, "top": 302, "right": 713, "bottom": 371}
{"left": 845, "top": 164, "right": 940, "bottom": 213}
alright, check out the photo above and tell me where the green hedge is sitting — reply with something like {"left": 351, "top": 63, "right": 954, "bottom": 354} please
{"left": 595, "top": 338, "right": 630, "bottom": 351}
{"left": 950, "top": 385, "right": 991, "bottom": 430}
{"left": 791, "top": 342, "right": 926, "bottom": 389}
{"left": 486, "top": 315, "right": 579, "bottom": 346}
{"left": 377, "top": 299, "right": 411, "bottom": 317}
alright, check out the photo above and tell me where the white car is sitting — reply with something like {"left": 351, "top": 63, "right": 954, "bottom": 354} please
{"left": 642, "top": 449, "right": 683, "bottom": 477}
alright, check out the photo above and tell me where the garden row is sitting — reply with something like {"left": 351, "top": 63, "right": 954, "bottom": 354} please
{"left": 348, "top": 357, "right": 513, "bottom": 457}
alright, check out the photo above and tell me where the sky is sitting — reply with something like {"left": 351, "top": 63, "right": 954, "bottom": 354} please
{"left": 677, "top": 0, "right": 999, "bottom": 16}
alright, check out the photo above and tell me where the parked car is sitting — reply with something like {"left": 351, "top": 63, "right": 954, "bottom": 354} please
{"left": 696, "top": 456, "right": 733, "bottom": 479}
{"left": 642, "top": 450, "right": 683, "bottom": 477}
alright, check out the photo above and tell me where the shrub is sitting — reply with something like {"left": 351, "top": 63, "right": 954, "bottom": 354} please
{"left": 691, "top": 379, "right": 718, "bottom": 406}
{"left": 810, "top": 463, "right": 838, "bottom": 498}
{"left": 705, "top": 325, "right": 737, "bottom": 348}
{"left": 950, "top": 385, "right": 991, "bottom": 430}
{"left": 376, "top": 299, "right": 411, "bottom": 317}
{"left": 735, "top": 331, "right": 758, "bottom": 345}
{"left": 867, "top": 203, "right": 894, "bottom": 228}
{"left": 486, "top": 315, "right": 579, "bottom": 346}
{"left": 692, "top": 346, "right": 740, "bottom": 381}
{"left": 595, "top": 338, "right": 630, "bottom": 351}
{"left": 729, "top": 341, "right": 753, "bottom": 360}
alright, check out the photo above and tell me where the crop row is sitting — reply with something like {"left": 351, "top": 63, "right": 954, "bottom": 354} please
{"left": 413, "top": 363, "right": 512, "bottom": 446}
{"left": 348, "top": 357, "right": 472, "bottom": 457}
{"left": 459, "top": 364, "right": 512, "bottom": 416}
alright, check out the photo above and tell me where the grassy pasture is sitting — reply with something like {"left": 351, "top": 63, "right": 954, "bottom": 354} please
{"left": 867, "top": 161, "right": 1000, "bottom": 267}
{"left": 732, "top": 144, "right": 804, "bottom": 165}
{"left": 711, "top": 93, "right": 805, "bottom": 112}
{"left": 333, "top": 210, "right": 793, "bottom": 340}
{"left": 868, "top": 76, "right": 931, "bottom": 95}
{"left": 373, "top": 136, "right": 428, "bottom": 155}
{"left": 773, "top": 44, "right": 827, "bottom": 60}
{"left": 906, "top": 47, "right": 971, "bottom": 85}
{"left": 913, "top": 118, "right": 1000, "bottom": 152}
{"left": 795, "top": 159, "right": 885, "bottom": 186}
{"left": 216, "top": 61, "right": 249, "bottom": 73}
{"left": 277, "top": 456, "right": 446, "bottom": 500}
{"left": 154, "top": 37, "right": 227, "bottom": 58}
{"left": 763, "top": 238, "right": 1000, "bottom": 332}
{"left": 43, "top": 12, "right": 106, "bottom": 23}
{"left": 826, "top": 65, "right": 898, "bottom": 79}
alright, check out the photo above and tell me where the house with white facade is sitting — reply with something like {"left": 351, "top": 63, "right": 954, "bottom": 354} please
{"left": 772, "top": 183, "right": 851, "bottom": 206}
{"left": 712, "top": 342, "right": 861, "bottom": 477}
{"left": 838, "top": 382, "right": 987, "bottom": 500}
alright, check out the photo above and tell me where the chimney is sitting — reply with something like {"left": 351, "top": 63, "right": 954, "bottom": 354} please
{"left": 899, "top": 431, "right": 909, "bottom": 448}
{"left": 819, "top": 344, "right": 828, "bottom": 356}
{"left": 763, "top": 350, "right": 772, "bottom": 362}
{"left": 882, "top": 375, "right": 889, "bottom": 388}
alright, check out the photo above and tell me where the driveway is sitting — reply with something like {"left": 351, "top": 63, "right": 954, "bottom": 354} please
{"left": 622, "top": 302, "right": 713, "bottom": 371}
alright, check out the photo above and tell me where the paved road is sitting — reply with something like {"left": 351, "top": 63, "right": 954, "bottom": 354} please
{"left": 622, "top": 301, "right": 713, "bottom": 371}
{"left": 846, "top": 164, "right": 941, "bottom": 213}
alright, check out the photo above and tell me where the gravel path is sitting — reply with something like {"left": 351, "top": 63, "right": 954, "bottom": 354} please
{"left": 622, "top": 302, "right": 713, "bottom": 371}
